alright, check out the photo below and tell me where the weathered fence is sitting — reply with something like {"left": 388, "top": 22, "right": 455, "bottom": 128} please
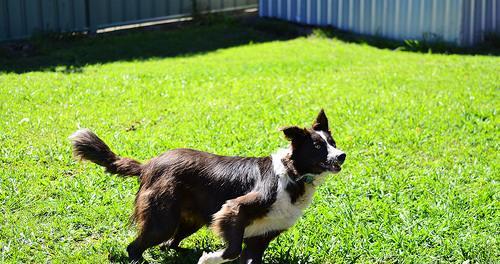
{"left": 259, "top": 0, "right": 500, "bottom": 46}
{"left": 0, "top": 0, "right": 258, "bottom": 41}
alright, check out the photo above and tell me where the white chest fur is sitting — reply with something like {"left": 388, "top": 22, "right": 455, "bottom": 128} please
{"left": 243, "top": 149, "right": 327, "bottom": 238}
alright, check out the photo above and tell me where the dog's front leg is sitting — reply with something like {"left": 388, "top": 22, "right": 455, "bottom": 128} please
{"left": 240, "top": 231, "right": 282, "bottom": 264}
{"left": 197, "top": 240, "right": 243, "bottom": 264}
{"left": 197, "top": 224, "right": 243, "bottom": 264}
{"left": 199, "top": 192, "right": 265, "bottom": 264}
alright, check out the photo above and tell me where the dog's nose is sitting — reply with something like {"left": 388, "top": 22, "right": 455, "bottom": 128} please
{"left": 337, "top": 153, "right": 346, "bottom": 164}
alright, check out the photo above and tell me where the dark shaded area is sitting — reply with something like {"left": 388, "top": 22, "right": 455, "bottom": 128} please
{"left": 108, "top": 247, "right": 203, "bottom": 264}
{"left": 1, "top": 13, "right": 498, "bottom": 74}
{"left": 307, "top": 24, "right": 500, "bottom": 56}
{"left": 0, "top": 15, "right": 305, "bottom": 74}
{"left": 108, "top": 246, "right": 315, "bottom": 264}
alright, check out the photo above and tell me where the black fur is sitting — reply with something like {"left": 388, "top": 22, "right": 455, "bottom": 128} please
{"left": 69, "top": 110, "right": 345, "bottom": 263}
{"left": 70, "top": 129, "right": 142, "bottom": 176}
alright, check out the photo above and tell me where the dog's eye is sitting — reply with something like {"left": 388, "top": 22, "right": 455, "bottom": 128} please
{"left": 315, "top": 144, "right": 321, "bottom": 149}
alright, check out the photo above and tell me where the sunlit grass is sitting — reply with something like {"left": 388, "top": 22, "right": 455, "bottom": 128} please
{"left": 0, "top": 21, "right": 498, "bottom": 263}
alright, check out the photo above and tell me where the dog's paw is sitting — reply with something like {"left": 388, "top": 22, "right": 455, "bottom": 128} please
{"left": 197, "top": 252, "right": 210, "bottom": 264}
{"left": 159, "top": 239, "right": 180, "bottom": 251}
{"left": 197, "top": 251, "right": 224, "bottom": 264}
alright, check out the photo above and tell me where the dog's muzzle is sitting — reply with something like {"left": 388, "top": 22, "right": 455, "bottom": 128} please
{"left": 321, "top": 153, "right": 346, "bottom": 173}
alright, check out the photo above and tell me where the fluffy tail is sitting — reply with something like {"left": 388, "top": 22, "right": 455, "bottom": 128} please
{"left": 69, "top": 129, "right": 142, "bottom": 177}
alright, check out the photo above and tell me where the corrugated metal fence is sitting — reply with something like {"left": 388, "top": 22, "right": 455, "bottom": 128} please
{"left": 0, "top": 0, "right": 257, "bottom": 41}
{"left": 260, "top": 0, "right": 500, "bottom": 46}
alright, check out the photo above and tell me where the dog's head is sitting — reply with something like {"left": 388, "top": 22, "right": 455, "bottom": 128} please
{"left": 281, "top": 109, "right": 346, "bottom": 175}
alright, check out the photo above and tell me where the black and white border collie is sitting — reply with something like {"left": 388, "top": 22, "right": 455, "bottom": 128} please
{"left": 70, "top": 110, "right": 346, "bottom": 263}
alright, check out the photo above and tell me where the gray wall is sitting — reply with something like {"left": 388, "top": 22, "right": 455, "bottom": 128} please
{"left": 1, "top": 0, "right": 88, "bottom": 41}
{"left": 259, "top": 0, "right": 500, "bottom": 46}
{"left": 0, "top": 0, "right": 258, "bottom": 41}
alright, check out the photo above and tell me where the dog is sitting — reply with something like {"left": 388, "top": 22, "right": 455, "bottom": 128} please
{"left": 70, "top": 110, "right": 345, "bottom": 263}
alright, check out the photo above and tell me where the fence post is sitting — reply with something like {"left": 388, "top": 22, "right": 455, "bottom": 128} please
{"left": 192, "top": 0, "right": 196, "bottom": 16}
{"left": 1, "top": 0, "right": 11, "bottom": 40}
{"left": 192, "top": 0, "right": 201, "bottom": 19}
{"left": 85, "top": 0, "right": 97, "bottom": 34}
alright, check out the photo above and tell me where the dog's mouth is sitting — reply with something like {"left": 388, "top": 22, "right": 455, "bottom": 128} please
{"left": 320, "top": 162, "right": 342, "bottom": 173}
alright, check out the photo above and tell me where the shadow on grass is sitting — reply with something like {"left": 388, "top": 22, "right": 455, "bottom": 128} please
{"left": 108, "top": 247, "right": 203, "bottom": 264}
{"left": 2, "top": 13, "right": 497, "bottom": 74}
{"left": 0, "top": 15, "right": 305, "bottom": 74}
{"left": 108, "top": 247, "right": 314, "bottom": 264}
{"left": 309, "top": 26, "right": 500, "bottom": 56}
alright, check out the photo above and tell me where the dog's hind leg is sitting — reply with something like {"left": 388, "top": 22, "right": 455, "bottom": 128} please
{"left": 160, "top": 219, "right": 203, "bottom": 250}
{"left": 127, "top": 197, "right": 180, "bottom": 262}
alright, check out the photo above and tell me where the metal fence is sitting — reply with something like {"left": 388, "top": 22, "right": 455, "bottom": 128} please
{"left": 259, "top": 0, "right": 500, "bottom": 46}
{"left": 0, "top": 0, "right": 258, "bottom": 41}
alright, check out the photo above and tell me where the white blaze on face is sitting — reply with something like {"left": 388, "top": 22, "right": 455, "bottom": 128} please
{"left": 316, "top": 131, "right": 345, "bottom": 163}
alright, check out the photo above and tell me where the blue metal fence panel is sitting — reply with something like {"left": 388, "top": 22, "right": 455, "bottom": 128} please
{"left": 0, "top": 0, "right": 88, "bottom": 41}
{"left": 0, "top": 1, "right": 8, "bottom": 40}
{"left": 7, "top": 0, "right": 24, "bottom": 38}
{"left": 205, "top": 0, "right": 257, "bottom": 12}
{"left": 461, "top": 0, "right": 500, "bottom": 45}
{"left": 260, "top": 0, "right": 500, "bottom": 46}
{"left": 86, "top": 0, "right": 196, "bottom": 32}
{"left": 0, "top": 0, "right": 258, "bottom": 41}
{"left": 25, "top": 1, "right": 41, "bottom": 36}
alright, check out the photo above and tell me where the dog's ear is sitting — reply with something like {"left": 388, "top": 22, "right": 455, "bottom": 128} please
{"left": 279, "top": 126, "right": 308, "bottom": 142}
{"left": 312, "top": 109, "right": 329, "bottom": 131}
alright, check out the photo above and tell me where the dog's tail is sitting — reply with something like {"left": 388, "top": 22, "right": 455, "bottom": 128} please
{"left": 69, "top": 129, "right": 142, "bottom": 177}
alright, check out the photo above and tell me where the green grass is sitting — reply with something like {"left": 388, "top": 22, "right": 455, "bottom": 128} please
{"left": 0, "top": 20, "right": 499, "bottom": 263}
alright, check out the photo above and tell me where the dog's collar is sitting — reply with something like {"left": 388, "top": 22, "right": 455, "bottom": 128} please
{"left": 295, "top": 173, "right": 317, "bottom": 184}
{"left": 281, "top": 156, "right": 317, "bottom": 184}
{"left": 302, "top": 174, "right": 315, "bottom": 184}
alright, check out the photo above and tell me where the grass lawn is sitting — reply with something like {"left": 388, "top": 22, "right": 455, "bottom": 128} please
{"left": 0, "top": 19, "right": 498, "bottom": 263}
